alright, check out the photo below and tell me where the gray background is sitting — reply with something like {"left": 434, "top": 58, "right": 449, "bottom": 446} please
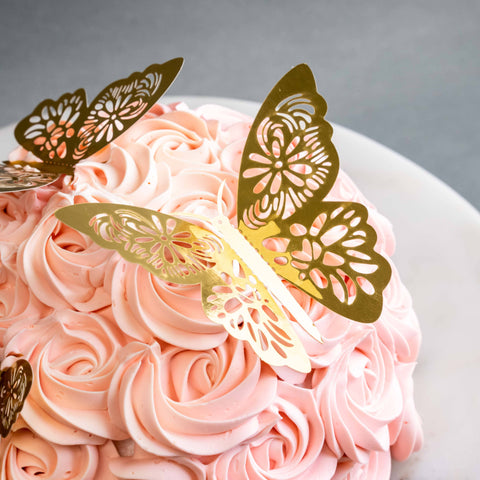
{"left": 1, "top": 0, "right": 479, "bottom": 210}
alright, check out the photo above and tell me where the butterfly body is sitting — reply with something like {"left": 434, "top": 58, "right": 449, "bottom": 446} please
{"left": 210, "top": 213, "right": 323, "bottom": 343}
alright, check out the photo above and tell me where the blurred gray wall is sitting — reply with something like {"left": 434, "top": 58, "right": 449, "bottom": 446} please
{"left": 1, "top": 0, "right": 479, "bottom": 209}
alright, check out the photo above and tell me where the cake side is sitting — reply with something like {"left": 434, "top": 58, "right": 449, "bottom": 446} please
{"left": 0, "top": 101, "right": 423, "bottom": 479}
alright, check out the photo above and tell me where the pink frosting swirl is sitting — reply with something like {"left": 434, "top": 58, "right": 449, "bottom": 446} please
{"left": 289, "top": 284, "right": 372, "bottom": 369}
{"left": 272, "top": 284, "right": 371, "bottom": 386}
{"left": 0, "top": 246, "right": 50, "bottom": 346}
{"left": 105, "top": 258, "right": 227, "bottom": 348}
{"left": 115, "top": 110, "right": 220, "bottom": 175}
{"left": 331, "top": 451, "right": 391, "bottom": 479}
{"left": 0, "top": 187, "right": 57, "bottom": 247}
{"left": 194, "top": 104, "right": 252, "bottom": 174}
{"left": 312, "top": 328, "right": 403, "bottom": 464}
{"left": 162, "top": 169, "right": 237, "bottom": 220}
{"left": 389, "top": 363, "right": 423, "bottom": 461}
{"left": 3, "top": 310, "right": 130, "bottom": 444}
{"left": 194, "top": 104, "right": 252, "bottom": 147}
{"left": 0, "top": 426, "right": 99, "bottom": 479}
{"left": 108, "top": 338, "right": 278, "bottom": 456}
{"left": 109, "top": 445, "right": 206, "bottom": 480}
{"left": 374, "top": 266, "right": 421, "bottom": 363}
{"left": 17, "top": 193, "right": 112, "bottom": 312}
{"left": 73, "top": 142, "right": 171, "bottom": 210}
{"left": 207, "top": 382, "right": 338, "bottom": 480}
{"left": 0, "top": 188, "right": 56, "bottom": 340}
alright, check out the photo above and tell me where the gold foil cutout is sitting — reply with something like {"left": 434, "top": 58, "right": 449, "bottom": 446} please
{"left": 55, "top": 204, "right": 312, "bottom": 372}
{"left": 0, "top": 58, "right": 183, "bottom": 192}
{"left": 238, "top": 64, "right": 392, "bottom": 322}
{"left": 0, "top": 358, "right": 33, "bottom": 437}
{"left": 0, "top": 162, "right": 59, "bottom": 192}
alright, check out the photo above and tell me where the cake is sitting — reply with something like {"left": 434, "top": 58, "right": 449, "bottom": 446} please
{"left": 0, "top": 63, "right": 422, "bottom": 479}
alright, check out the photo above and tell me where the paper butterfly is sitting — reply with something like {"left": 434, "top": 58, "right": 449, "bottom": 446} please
{"left": 0, "top": 58, "right": 184, "bottom": 192}
{"left": 55, "top": 64, "right": 392, "bottom": 373}
{"left": 0, "top": 358, "right": 33, "bottom": 437}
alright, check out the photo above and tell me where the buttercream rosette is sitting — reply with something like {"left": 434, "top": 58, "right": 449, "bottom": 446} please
{"left": 0, "top": 101, "right": 422, "bottom": 479}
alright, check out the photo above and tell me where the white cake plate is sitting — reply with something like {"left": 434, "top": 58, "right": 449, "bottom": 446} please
{"left": 2, "top": 96, "right": 479, "bottom": 479}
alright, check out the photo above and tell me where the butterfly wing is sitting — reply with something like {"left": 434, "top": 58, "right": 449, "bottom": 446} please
{"left": 238, "top": 64, "right": 392, "bottom": 322}
{"left": 238, "top": 64, "right": 339, "bottom": 228}
{"left": 55, "top": 204, "right": 311, "bottom": 372}
{"left": 11, "top": 58, "right": 183, "bottom": 179}
{"left": 248, "top": 202, "right": 392, "bottom": 322}
{"left": 13, "top": 89, "right": 87, "bottom": 173}
{"left": 0, "top": 162, "right": 60, "bottom": 192}
{"left": 74, "top": 58, "right": 183, "bottom": 160}
{"left": 0, "top": 359, "right": 33, "bottom": 437}
{"left": 55, "top": 203, "right": 220, "bottom": 285}
{"left": 199, "top": 232, "right": 311, "bottom": 372}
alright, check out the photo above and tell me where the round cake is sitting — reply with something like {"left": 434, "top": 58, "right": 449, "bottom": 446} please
{"left": 0, "top": 100, "right": 423, "bottom": 479}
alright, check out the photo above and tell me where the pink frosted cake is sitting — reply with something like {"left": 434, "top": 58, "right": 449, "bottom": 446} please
{"left": 0, "top": 82, "right": 422, "bottom": 477}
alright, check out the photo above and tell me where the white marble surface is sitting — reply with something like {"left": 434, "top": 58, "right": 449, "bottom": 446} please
{"left": 1, "top": 96, "right": 479, "bottom": 478}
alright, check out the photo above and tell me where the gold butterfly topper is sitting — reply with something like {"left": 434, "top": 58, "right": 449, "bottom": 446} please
{"left": 0, "top": 358, "right": 33, "bottom": 437}
{"left": 0, "top": 58, "right": 184, "bottom": 192}
{"left": 56, "top": 64, "right": 392, "bottom": 373}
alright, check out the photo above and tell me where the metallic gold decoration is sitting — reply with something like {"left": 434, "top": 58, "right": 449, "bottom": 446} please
{"left": 0, "top": 58, "right": 183, "bottom": 192}
{"left": 0, "top": 359, "right": 33, "bottom": 437}
{"left": 55, "top": 63, "right": 393, "bottom": 372}
{"left": 238, "top": 64, "right": 392, "bottom": 322}
{"left": 0, "top": 162, "right": 59, "bottom": 191}
{"left": 55, "top": 204, "right": 312, "bottom": 372}
{"left": 238, "top": 64, "right": 338, "bottom": 226}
